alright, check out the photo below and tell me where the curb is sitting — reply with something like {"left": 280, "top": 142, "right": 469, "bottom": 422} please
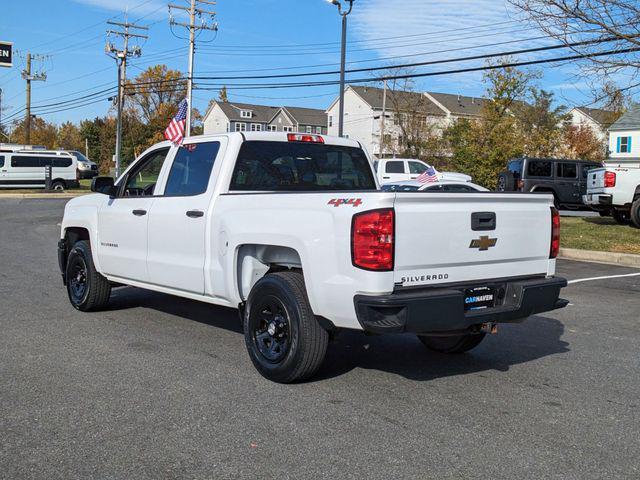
{"left": 0, "top": 192, "right": 88, "bottom": 199}
{"left": 559, "top": 248, "right": 640, "bottom": 268}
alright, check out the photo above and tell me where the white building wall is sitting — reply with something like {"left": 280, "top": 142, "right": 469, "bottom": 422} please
{"left": 203, "top": 104, "right": 230, "bottom": 135}
{"left": 327, "top": 89, "right": 376, "bottom": 155}
{"left": 570, "top": 109, "right": 607, "bottom": 141}
{"left": 608, "top": 129, "right": 640, "bottom": 164}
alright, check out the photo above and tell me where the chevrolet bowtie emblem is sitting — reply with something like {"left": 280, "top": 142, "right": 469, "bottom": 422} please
{"left": 469, "top": 235, "right": 498, "bottom": 251}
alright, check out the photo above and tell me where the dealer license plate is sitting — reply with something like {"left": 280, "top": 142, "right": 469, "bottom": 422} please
{"left": 464, "top": 286, "right": 495, "bottom": 311}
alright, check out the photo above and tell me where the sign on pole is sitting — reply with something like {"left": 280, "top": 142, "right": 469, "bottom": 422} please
{"left": 0, "top": 42, "right": 13, "bottom": 68}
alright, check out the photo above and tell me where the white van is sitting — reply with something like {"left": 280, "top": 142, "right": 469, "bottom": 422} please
{"left": 0, "top": 151, "right": 80, "bottom": 190}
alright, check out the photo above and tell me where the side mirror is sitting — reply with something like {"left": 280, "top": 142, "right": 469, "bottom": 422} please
{"left": 91, "top": 176, "right": 117, "bottom": 197}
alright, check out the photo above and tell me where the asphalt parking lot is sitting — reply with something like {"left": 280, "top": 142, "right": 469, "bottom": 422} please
{"left": 1, "top": 199, "right": 639, "bottom": 480}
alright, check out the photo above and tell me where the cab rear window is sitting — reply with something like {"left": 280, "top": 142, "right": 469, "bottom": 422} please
{"left": 229, "top": 141, "right": 376, "bottom": 191}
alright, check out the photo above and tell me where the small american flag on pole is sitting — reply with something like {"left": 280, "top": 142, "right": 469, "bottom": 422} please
{"left": 416, "top": 165, "right": 439, "bottom": 184}
{"left": 164, "top": 98, "right": 188, "bottom": 145}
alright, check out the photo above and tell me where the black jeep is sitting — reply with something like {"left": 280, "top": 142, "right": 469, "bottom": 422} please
{"left": 497, "top": 157, "right": 602, "bottom": 209}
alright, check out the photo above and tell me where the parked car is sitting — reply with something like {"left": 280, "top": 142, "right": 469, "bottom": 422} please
{"left": 583, "top": 164, "right": 640, "bottom": 226}
{"left": 497, "top": 157, "right": 602, "bottom": 209}
{"left": 58, "top": 132, "right": 567, "bottom": 383}
{"left": 374, "top": 158, "right": 471, "bottom": 185}
{"left": 0, "top": 150, "right": 79, "bottom": 190}
{"left": 382, "top": 180, "right": 489, "bottom": 192}
{"left": 68, "top": 151, "right": 99, "bottom": 179}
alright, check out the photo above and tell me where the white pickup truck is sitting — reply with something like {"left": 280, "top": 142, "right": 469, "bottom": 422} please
{"left": 583, "top": 164, "right": 640, "bottom": 227}
{"left": 58, "top": 132, "right": 567, "bottom": 383}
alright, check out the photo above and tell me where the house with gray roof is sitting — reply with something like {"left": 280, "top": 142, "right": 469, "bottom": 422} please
{"left": 568, "top": 106, "right": 618, "bottom": 142}
{"left": 203, "top": 101, "right": 327, "bottom": 135}
{"left": 325, "top": 85, "right": 486, "bottom": 157}
{"left": 607, "top": 104, "right": 640, "bottom": 164}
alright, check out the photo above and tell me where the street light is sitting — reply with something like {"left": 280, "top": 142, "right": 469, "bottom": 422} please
{"left": 327, "top": 0, "right": 354, "bottom": 137}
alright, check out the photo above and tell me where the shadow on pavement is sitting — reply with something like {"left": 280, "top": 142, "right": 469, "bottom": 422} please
{"left": 104, "top": 286, "right": 569, "bottom": 383}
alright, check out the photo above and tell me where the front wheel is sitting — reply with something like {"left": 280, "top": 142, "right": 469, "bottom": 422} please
{"left": 66, "top": 240, "right": 111, "bottom": 311}
{"left": 243, "top": 271, "right": 328, "bottom": 383}
{"left": 418, "top": 333, "right": 486, "bottom": 354}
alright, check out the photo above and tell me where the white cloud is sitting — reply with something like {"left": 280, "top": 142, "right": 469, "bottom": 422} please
{"left": 349, "top": 0, "right": 553, "bottom": 95}
{"left": 72, "top": 0, "right": 166, "bottom": 19}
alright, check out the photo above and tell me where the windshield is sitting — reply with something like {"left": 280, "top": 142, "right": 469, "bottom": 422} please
{"left": 230, "top": 141, "right": 377, "bottom": 191}
{"left": 71, "top": 151, "right": 90, "bottom": 162}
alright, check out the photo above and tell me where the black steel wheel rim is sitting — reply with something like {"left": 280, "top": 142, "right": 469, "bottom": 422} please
{"left": 69, "top": 257, "right": 88, "bottom": 303}
{"left": 251, "top": 295, "right": 291, "bottom": 363}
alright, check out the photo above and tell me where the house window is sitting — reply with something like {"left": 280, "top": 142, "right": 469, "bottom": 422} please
{"left": 316, "top": 126, "right": 322, "bottom": 134}
{"left": 240, "top": 110, "right": 252, "bottom": 119}
{"left": 267, "top": 125, "right": 277, "bottom": 132}
{"left": 283, "top": 126, "right": 294, "bottom": 132}
{"left": 617, "top": 136, "right": 632, "bottom": 153}
{"left": 328, "top": 116, "right": 333, "bottom": 127}
{"left": 235, "top": 122, "right": 247, "bottom": 132}
{"left": 306, "top": 126, "right": 312, "bottom": 134}
{"left": 251, "top": 124, "right": 262, "bottom": 132}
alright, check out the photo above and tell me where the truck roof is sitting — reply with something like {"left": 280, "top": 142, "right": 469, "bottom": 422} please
{"left": 179, "top": 131, "right": 362, "bottom": 148}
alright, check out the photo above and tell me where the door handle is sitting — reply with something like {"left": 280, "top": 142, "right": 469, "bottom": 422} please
{"left": 132, "top": 209, "right": 147, "bottom": 216}
{"left": 382, "top": 176, "right": 391, "bottom": 179}
{"left": 186, "top": 210, "right": 204, "bottom": 218}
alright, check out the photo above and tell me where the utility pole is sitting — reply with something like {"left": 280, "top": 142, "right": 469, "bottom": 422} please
{"left": 380, "top": 79, "right": 387, "bottom": 158}
{"left": 21, "top": 52, "right": 47, "bottom": 144}
{"left": 169, "top": 0, "right": 218, "bottom": 137}
{"left": 105, "top": 19, "right": 148, "bottom": 177}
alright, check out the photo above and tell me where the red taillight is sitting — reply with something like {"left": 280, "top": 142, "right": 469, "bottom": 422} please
{"left": 604, "top": 171, "right": 616, "bottom": 188}
{"left": 550, "top": 207, "right": 560, "bottom": 259}
{"left": 287, "top": 133, "right": 324, "bottom": 144}
{"left": 352, "top": 208, "right": 394, "bottom": 271}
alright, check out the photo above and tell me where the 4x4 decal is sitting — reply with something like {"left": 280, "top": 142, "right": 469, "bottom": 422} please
{"left": 328, "top": 198, "right": 363, "bottom": 208}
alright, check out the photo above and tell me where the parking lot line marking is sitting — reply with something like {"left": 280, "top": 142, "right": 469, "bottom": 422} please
{"left": 568, "top": 273, "right": 640, "bottom": 285}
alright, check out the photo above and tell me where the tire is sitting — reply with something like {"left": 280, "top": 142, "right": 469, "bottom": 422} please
{"left": 418, "top": 333, "right": 486, "bottom": 354}
{"left": 66, "top": 240, "right": 111, "bottom": 311}
{"left": 243, "top": 271, "right": 329, "bottom": 383}
{"left": 497, "top": 171, "right": 515, "bottom": 192}
{"left": 630, "top": 199, "right": 640, "bottom": 228}
{"left": 612, "top": 209, "right": 631, "bottom": 225}
{"left": 51, "top": 180, "right": 66, "bottom": 191}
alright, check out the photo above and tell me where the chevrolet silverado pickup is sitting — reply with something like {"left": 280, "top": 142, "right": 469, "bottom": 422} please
{"left": 583, "top": 163, "right": 640, "bottom": 227}
{"left": 58, "top": 132, "right": 567, "bottom": 383}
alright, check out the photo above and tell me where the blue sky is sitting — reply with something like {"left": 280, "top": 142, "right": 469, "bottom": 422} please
{"left": 0, "top": 0, "right": 609, "bottom": 127}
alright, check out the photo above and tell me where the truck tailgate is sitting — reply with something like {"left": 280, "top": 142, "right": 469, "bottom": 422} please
{"left": 587, "top": 168, "right": 606, "bottom": 192}
{"left": 393, "top": 193, "right": 553, "bottom": 287}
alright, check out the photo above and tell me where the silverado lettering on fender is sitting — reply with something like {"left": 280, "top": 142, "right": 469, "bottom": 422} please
{"left": 58, "top": 132, "right": 568, "bottom": 383}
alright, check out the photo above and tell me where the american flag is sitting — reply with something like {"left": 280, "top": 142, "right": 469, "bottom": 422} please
{"left": 164, "top": 98, "right": 188, "bottom": 145}
{"left": 416, "top": 165, "right": 439, "bottom": 184}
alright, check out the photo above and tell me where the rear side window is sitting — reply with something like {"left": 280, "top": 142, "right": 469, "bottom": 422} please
{"left": 527, "top": 160, "right": 552, "bottom": 177}
{"left": 164, "top": 142, "right": 220, "bottom": 196}
{"left": 385, "top": 161, "right": 404, "bottom": 174}
{"left": 11, "top": 156, "right": 41, "bottom": 168}
{"left": 408, "top": 161, "right": 427, "bottom": 174}
{"left": 230, "top": 141, "right": 376, "bottom": 191}
{"left": 557, "top": 163, "right": 577, "bottom": 178}
{"left": 0, "top": 156, "right": 4, "bottom": 168}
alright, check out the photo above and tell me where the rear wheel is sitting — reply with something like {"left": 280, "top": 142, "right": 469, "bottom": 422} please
{"left": 243, "top": 271, "right": 328, "bottom": 383}
{"left": 612, "top": 209, "right": 631, "bottom": 225}
{"left": 418, "top": 333, "right": 486, "bottom": 354}
{"left": 66, "top": 240, "right": 111, "bottom": 311}
{"left": 630, "top": 199, "right": 640, "bottom": 228}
